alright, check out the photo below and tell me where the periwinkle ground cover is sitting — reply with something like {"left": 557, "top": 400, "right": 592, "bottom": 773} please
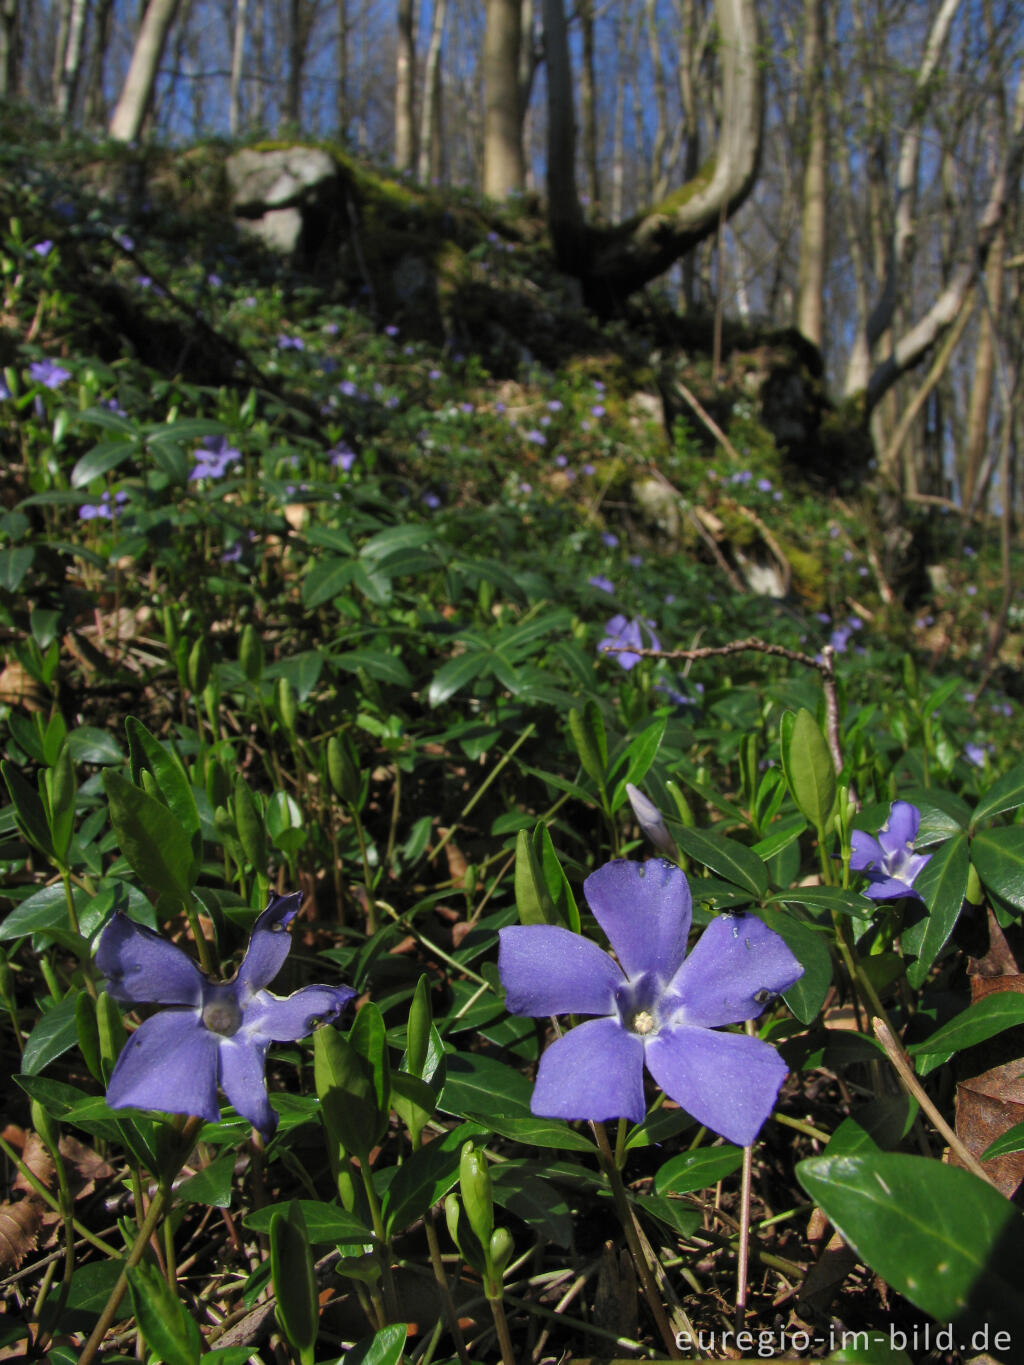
{"left": 3, "top": 173, "right": 1024, "bottom": 1365}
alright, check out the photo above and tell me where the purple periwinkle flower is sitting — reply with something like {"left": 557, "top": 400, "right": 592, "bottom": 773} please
{"left": 190, "top": 434, "right": 241, "bottom": 481}
{"left": 601, "top": 532, "right": 619, "bottom": 549}
{"left": 850, "top": 801, "right": 931, "bottom": 901}
{"left": 598, "top": 615, "right": 660, "bottom": 669}
{"left": 385, "top": 325, "right": 399, "bottom": 337}
{"left": 423, "top": 491, "right": 441, "bottom": 509}
{"left": 588, "top": 575, "right": 615, "bottom": 594}
{"left": 97, "top": 892, "right": 354, "bottom": 1136}
{"left": 965, "top": 743, "right": 988, "bottom": 768}
{"left": 0, "top": 378, "right": 10, "bottom": 401}
{"left": 590, "top": 404, "right": 606, "bottom": 419}
{"left": 29, "top": 359, "right": 70, "bottom": 390}
{"left": 524, "top": 429, "right": 546, "bottom": 446}
{"left": 329, "top": 442, "right": 357, "bottom": 471}
{"left": 277, "top": 334, "right": 305, "bottom": 351}
{"left": 625, "top": 785, "right": 678, "bottom": 860}
{"left": 498, "top": 860, "right": 802, "bottom": 1145}
{"left": 33, "top": 240, "right": 53, "bottom": 257}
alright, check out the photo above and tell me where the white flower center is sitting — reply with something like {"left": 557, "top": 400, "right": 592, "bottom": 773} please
{"left": 201, "top": 997, "right": 243, "bottom": 1036}
{"left": 631, "top": 1009, "right": 656, "bottom": 1036}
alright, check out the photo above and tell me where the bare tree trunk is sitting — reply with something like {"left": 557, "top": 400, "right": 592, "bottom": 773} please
{"left": 796, "top": 0, "right": 826, "bottom": 348}
{"left": 394, "top": 0, "right": 416, "bottom": 171}
{"left": 544, "top": 0, "right": 762, "bottom": 310}
{"left": 108, "top": 0, "right": 181, "bottom": 142}
{"left": 417, "top": 0, "right": 447, "bottom": 183}
{"left": 52, "top": 0, "right": 70, "bottom": 108}
{"left": 228, "top": 0, "right": 247, "bottom": 136}
{"left": 579, "top": 0, "right": 599, "bottom": 208}
{"left": 336, "top": 0, "right": 348, "bottom": 138}
{"left": 610, "top": 7, "right": 625, "bottom": 222}
{"left": 645, "top": 0, "right": 670, "bottom": 200}
{"left": 84, "top": 0, "right": 114, "bottom": 124}
{"left": 55, "top": 0, "right": 89, "bottom": 121}
{"left": 483, "top": 0, "right": 524, "bottom": 198}
{"left": 0, "top": 0, "right": 20, "bottom": 98}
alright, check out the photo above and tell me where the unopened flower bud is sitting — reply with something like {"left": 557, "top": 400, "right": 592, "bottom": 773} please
{"left": 625, "top": 783, "right": 678, "bottom": 860}
{"left": 459, "top": 1142, "right": 494, "bottom": 1249}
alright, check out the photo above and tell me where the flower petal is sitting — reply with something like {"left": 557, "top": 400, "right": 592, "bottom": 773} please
{"left": 644, "top": 1025, "right": 789, "bottom": 1146}
{"left": 498, "top": 926, "right": 623, "bottom": 1017}
{"left": 583, "top": 859, "right": 691, "bottom": 983}
{"left": 106, "top": 1009, "right": 219, "bottom": 1122}
{"left": 243, "top": 984, "right": 356, "bottom": 1041}
{"left": 234, "top": 891, "right": 304, "bottom": 996}
{"left": 878, "top": 801, "right": 920, "bottom": 857}
{"left": 849, "top": 830, "right": 884, "bottom": 873}
{"left": 96, "top": 913, "right": 204, "bottom": 1006}
{"left": 860, "top": 874, "right": 925, "bottom": 902}
{"left": 665, "top": 914, "right": 804, "bottom": 1027}
{"left": 218, "top": 1035, "right": 276, "bottom": 1135}
{"left": 531, "top": 1017, "right": 646, "bottom": 1123}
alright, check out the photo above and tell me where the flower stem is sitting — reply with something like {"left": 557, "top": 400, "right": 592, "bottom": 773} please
{"left": 487, "top": 1289, "right": 517, "bottom": 1365}
{"left": 591, "top": 1122, "right": 682, "bottom": 1360}
{"left": 76, "top": 1183, "right": 169, "bottom": 1365}
{"left": 359, "top": 1161, "right": 399, "bottom": 1321}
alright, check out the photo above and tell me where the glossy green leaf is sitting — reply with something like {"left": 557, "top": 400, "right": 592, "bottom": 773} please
{"left": 103, "top": 769, "right": 196, "bottom": 899}
{"left": 492, "top": 1162, "right": 571, "bottom": 1246}
{"left": 70, "top": 438, "right": 135, "bottom": 488}
{"left": 610, "top": 715, "right": 667, "bottom": 809}
{"left": 384, "top": 1121, "right": 489, "bottom": 1235}
{"left": 773, "top": 885, "right": 874, "bottom": 919}
{"left": 781, "top": 707, "right": 836, "bottom": 833}
{"left": 758, "top": 906, "right": 832, "bottom": 1025}
{"left": 513, "top": 826, "right": 555, "bottom": 925}
{"left": 797, "top": 1152, "right": 1024, "bottom": 1337}
{"left": 337, "top": 1322, "right": 409, "bottom": 1365}
{"left": 67, "top": 725, "right": 124, "bottom": 764}
{"left": 568, "top": 699, "right": 608, "bottom": 785}
{"left": 314, "top": 1024, "right": 381, "bottom": 1164}
{"left": 0, "top": 883, "right": 79, "bottom": 940}
{"left": 675, "top": 825, "right": 768, "bottom": 897}
{"left": 629, "top": 1191, "right": 702, "bottom": 1238}
{"left": 0, "top": 545, "right": 34, "bottom": 591}
{"left": 436, "top": 1050, "right": 533, "bottom": 1119}
{"left": 245, "top": 1200, "right": 372, "bottom": 1243}
{"left": 972, "top": 827, "right": 1024, "bottom": 912}
{"left": 302, "top": 555, "right": 355, "bottom": 608}
{"left": 982, "top": 1120, "right": 1024, "bottom": 1160}
{"left": 2, "top": 760, "right": 54, "bottom": 858}
{"left": 22, "top": 991, "right": 81, "bottom": 1075}
{"left": 908, "top": 992, "right": 1024, "bottom": 1062}
{"left": 176, "top": 1152, "right": 238, "bottom": 1207}
{"left": 270, "top": 1202, "right": 318, "bottom": 1360}
{"left": 533, "top": 821, "right": 580, "bottom": 931}
{"left": 464, "top": 1112, "right": 595, "bottom": 1152}
{"left": 126, "top": 1262, "right": 202, "bottom": 1365}
{"left": 427, "top": 650, "right": 488, "bottom": 707}
{"left": 333, "top": 649, "right": 412, "bottom": 686}
{"left": 654, "top": 1144, "right": 744, "bottom": 1194}
{"left": 902, "top": 832, "right": 968, "bottom": 987}
{"left": 971, "top": 761, "right": 1024, "bottom": 827}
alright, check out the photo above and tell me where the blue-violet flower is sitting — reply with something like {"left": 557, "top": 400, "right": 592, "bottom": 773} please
{"left": 850, "top": 801, "right": 931, "bottom": 901}
{"left": 96, "top": 892, "right": 354, "bottom": 1135}
{"left": 498, "top": 859, "right": 802, "bottom": 1145}
{"left": 598, "top": 614, "right": 660, "bottom": 669}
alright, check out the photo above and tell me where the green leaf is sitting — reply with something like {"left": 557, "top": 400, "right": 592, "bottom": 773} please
{"left": 0, "top": 883, "right": 78, "bottom": 940}
{"left": 492, "top": 1162, "right": 571, "bottom": 1246}
{"left": 384, "top": 1121, "right": 489, "bottom": 1236}
{"left": 333, "top": 649, "right": 412, "bottom": 686}
{"left": 781, "top": 707, "right": 836, "bottom": 833}
{"left": 675, "top": 825, "right": 768, "bottom": 898}
{"left": 972, "top": 827, "right": 1024, "bottom": 912}
{"left": 654, "top": 1144, "right": 744, "bottom": 1193}
{"left": 533, "top": 822, "right": 580, "bottom": 932}
{"left": 773, "top": 885, "right": 874, "bottom": 919}
{"left": 103, "top": 770, "right": 196, "bottom": 899}
{"left": 70, "top": 438, "right": 136, "bottom": 488}
{"left": 824, "top": 1336, "right": 912, "bottom": 1364}
{"left": 22, "top": 991, "right": 81, "bottom": 1075}
{"left": 67, "top": 725, "right": 125, "bottom": 764}
{"left": 982, "top": 1120, "right": 1024, "bottom": 1160}
{"left": 126, "top": 1262, "right": 203, "bottom": 1365}
{"left": 0, "top": 545, "right": 34, "bottom": 592}
{"left": 270, "top": 1203, "right": 318, "bottom": 1359}
{"left": 2, "top": 759, "right": 54, "bottom": 858}
{"left": 360, "top": 523, "right": 436, "bottom": 560}
{"left": 427, "top": 650, "right": 488, "bottom": 707}
{"left": 902, "top": 833, "right": 968, "bottom": 988}
{"left": 628, "top": 1191, "right": 702, "bottom": 1239}
{"left": 610, "top": 715, "right": 667, "bottom": 809}
{"left": 514, "top": 826, "right": 555, "bottom": 925}
{"left": 464, "top": 1113, "right": 595, "bottom": 1152}
{"left": 568, "top": 700, "right": 607, "bottom": 785}
{"left": 302, "top": 555, "right": 355, "bottom": 608}
{"left": 908, "top": 993, "right": 1024, "bottom": 1063}
{"left": 125, "top": 718, "right": 200, "bottom": 841}
{"left": 758, "top": 906, "right": 832, "bottom": 1024}
{"left": 245, "top": 1200, "right": 372, "bottom": 1243}
{"left": 314, "top": 1025, "right": 382, "bottom": 1164}
{"left": 797, "top": 1152, "right": 1024, "bottom": 1338}
{"left": 972, "top": 761, "right": 1024, "bottom": 827}
{"left": 436, "top": 1051, "right": 533, "bottom": 1119}
{"left": 339, "top": 1322, "right": 409, "bottom": 1365}
{"left": 176, "top": 1152, "right": 238, "bottom": 1207}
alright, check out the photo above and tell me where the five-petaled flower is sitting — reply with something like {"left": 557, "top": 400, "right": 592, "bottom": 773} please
{"left": 96, "top": 892, "right": 354, "bottom": 1136}
{"left": 498, "top": 859, "right": 803, "bottom": 1146}
{"left": 598, "top": 614, "right": 660, "bottom": 670}
{"left": 850, "top": 801, "right": 931, "bottom": 901}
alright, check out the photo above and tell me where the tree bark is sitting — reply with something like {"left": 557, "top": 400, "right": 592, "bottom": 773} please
{"left": 796, "top": 0, "right": 826, "bottom": 348}
{"left": 417, "top": 0, "right": 447, "bottom": 184}
{"left": 0, "top": 0, "right": 19, "bottom": 99}
{"left": 85, "top": 0, "right": 115, "bottom": 125}
{"left": 483, "top": 0, "right": 524, "bottom": 199}
{"left": 579, "top": 0, "right": 599, "bottom": 208}
{"left": 394, "top": 0, "right": 416, "bottom": 172}
{"left": 544, "top": 0, "right": 762, "bottom": 310}
{"left": 228, "top": 0, "right": 247, "bottom": 136}
{"left": 108, "top": 0, "right": 182, "bottom": 142}
{"left": 336, "top": 0, "right": 348, "bottom": 139}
